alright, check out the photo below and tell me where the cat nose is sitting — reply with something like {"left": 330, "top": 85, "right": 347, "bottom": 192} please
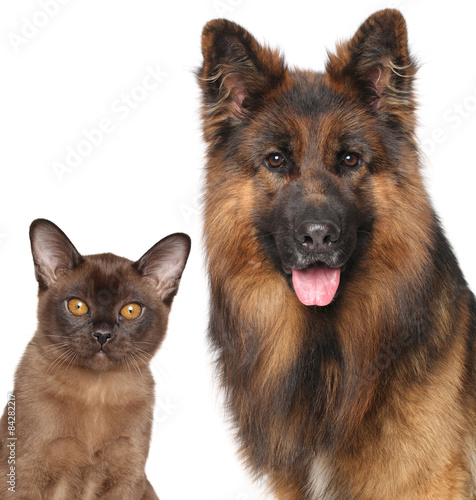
{"left": 92, "top": 332, "right": 112, "bottom": 347}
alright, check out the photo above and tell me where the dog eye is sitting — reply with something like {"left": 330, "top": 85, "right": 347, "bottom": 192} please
{"left": 67, "top": 298, "right": 89, "bottom": 317}
{"left": 341, "top": 152, "right": 362, "bottom": 169}
{"left": 265, "top": 153, "right": 285, "bottom": 170}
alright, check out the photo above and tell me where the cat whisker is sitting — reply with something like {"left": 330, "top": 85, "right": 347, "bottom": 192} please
{"left": 52, "top": 349, "right": 76, "bottom": 373}
{"left": 128, "top": 354, "right": 144, "bottom": 380}
{"left": 46, "top": 348, "right": 75, "bottom": 374}
{"left": 43, "top": 346, "right": 71, "bottom": 361}
{"left": 122, "top": 356, "right": 133, "bottom": 378}
{"left": 133, "top": 348, "right": 171, "bottom": 383}
{"left": 39, "top": 344, "right": 75, "bottom": 363}
{"left": 133, "top": 352, "right": 151, "bottom": 365}
{"left": 65, "top": 352, "right": 79, "bottom": 371}
{"left": 57, "top": 350, "right": 75, "bottom": 373}
{"left": 134, "top": 348, "right": 171, "bottom": 384}
{"left": 31, "top": 340, "right": 70, "bottom": 355}
{"left": 132, "top": 351, "right": 154, "bottom": 372}
{"left": 41, "top": 342, "right": 71, "bottom": 352}
{"left": 133, "top": 348, "right": 153, "bottom": 360}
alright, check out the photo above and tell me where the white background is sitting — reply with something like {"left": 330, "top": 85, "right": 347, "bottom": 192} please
{"left": 0, "top": 1, "right": 475, "bottom": 499}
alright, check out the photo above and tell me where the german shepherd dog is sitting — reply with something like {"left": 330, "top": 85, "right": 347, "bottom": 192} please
{"left": 198, "top": 9, "right": 475, "bottom": 500}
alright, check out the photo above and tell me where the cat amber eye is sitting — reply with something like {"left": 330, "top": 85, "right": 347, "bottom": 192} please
{"left": 120, "top": 303, "right": 142, "bottom": 320}
{"left": 67, "top": 298, "right": 89, "bottom": 316}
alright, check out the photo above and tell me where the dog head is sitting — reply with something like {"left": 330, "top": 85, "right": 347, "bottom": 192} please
{"left": 199, "top": 10, "right": 419, "bottom": 306}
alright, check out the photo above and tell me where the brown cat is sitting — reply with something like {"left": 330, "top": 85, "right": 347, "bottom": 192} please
{"left": 0, "top": 219, "right": 191, "bottom": 499}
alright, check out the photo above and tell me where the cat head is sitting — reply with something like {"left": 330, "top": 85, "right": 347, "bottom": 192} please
{"left": 29, "top": 219, "right": 191, "bottom": 372}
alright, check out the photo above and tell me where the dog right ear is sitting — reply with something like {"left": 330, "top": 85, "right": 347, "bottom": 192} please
{"left": 198, "top": 19, "right": 287, "bottom": 124}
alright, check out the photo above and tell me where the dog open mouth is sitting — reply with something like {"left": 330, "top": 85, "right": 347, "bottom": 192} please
{"left": 284, "top": 264, "right": 342, "bottom": 306}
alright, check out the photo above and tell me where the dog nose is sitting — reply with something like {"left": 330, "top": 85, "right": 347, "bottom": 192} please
{"left": 92, "top": 332, "right": 112, "bottom": 347}
{"left": 295, "top": 220, "right": 341, "bottom": 252}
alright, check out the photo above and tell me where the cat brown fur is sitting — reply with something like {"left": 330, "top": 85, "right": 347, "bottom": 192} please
{"left": 0, "top": 219, "right": 190, "bottom": 499}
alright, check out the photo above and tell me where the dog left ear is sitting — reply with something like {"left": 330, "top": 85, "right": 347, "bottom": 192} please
{"left": 326, "top": 9, "right": 417, "bottom": 115}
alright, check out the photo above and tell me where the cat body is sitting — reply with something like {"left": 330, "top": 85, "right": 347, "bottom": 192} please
{"left": 0, "top": 220, "right": 190, "bottom": 499}
{"left": 6, "top": 339, "right": 156, "bottom": 499}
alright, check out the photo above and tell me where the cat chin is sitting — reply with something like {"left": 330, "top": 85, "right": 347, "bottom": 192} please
{"left": 80, "top": 351, "right": 118, "bottom": 371}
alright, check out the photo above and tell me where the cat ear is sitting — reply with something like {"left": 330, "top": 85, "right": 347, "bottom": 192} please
{"left": 198, "top": 19, "right": 288, "bottom": 124}
{"left": 30, "top": 219, "right": 83, "bottom": 290}
{"left": 326, "top": 9, "right": 417, "bottom": 118}
{"left": 134, "top": 233, "right": 191, "bottom": 305}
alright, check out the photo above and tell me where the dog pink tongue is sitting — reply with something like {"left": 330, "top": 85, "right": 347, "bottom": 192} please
{"left": 292, "top": 266, "right": 341, "bottom": 306}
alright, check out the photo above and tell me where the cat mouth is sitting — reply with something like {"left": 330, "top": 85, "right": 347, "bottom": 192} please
{"left": 91, "top": 349, "right": 114, "bottom": 365}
